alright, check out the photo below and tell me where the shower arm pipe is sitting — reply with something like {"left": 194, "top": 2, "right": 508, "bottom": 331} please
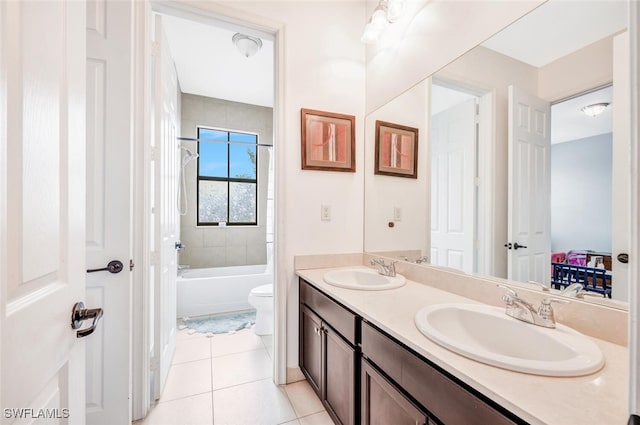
{"left": 177, "top": 136, "right": 274, "bottom": 148}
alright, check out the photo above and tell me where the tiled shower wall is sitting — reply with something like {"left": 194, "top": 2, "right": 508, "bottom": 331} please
{"left": 179, "top": 93, "right": 274, "bottom": 268}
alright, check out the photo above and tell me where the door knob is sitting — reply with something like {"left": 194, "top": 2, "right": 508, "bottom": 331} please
{"left": 71, "top": 302, "right": 104, "bottom": 338}
{"left": 87, "top": 260, "right": 124, "bottom": 274}
{"left": 617, "top": 253, "right": 629, "bottom": 264}
{"left": 513, "top": 242, "right": 528, "bottom": 250}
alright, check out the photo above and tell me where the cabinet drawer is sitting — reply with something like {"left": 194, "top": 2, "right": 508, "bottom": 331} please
{"left": 299, "top": 278, "right": 358, "bottom": 344}
{"left": 362, "top": 321, "right": 523, "bottom": 425}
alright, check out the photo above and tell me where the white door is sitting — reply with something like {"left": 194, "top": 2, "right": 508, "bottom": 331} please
{"left": 507, "top": 85, "right": 551, "bottom": 284}
{"left": 431, "top": 98, "right": 476, "bottom": 273}
{"left": 1, "top": 1, "right": 88, "bottom": 422}
{"left": 611, "top": 31, "right": 630, "bottom": 301}
{"left": 85, "top": 1, "right": 133, "bottom": 423}
{"left": 150, "top": 14, "right": 180, "bottom": 400}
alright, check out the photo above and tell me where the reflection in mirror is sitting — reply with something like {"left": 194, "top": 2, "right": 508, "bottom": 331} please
{"left": 363, "top": 0, "right": 629, "bottom": 308}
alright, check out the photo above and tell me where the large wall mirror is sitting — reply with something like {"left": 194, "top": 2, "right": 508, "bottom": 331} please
{"left": 364, "top": 0, "right": 629, "bottom": 308}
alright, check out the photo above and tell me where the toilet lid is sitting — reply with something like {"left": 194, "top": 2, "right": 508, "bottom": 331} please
{"left": 251, "top": 284, "right": 273, "bottom": 297}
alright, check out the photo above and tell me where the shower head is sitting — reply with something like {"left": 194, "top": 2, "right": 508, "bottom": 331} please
{"left": 180, "top": 146, "right": 199, "bottom": 164}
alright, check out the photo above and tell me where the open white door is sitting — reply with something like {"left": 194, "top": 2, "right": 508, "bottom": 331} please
{"left": 150, "top": 14, "right": 180, "bottom": 400}
{"left": 507, "top": 85, "right": 551, "bottom": 284}
{"left": 431, "top": 98, "right": 476, "bottom": 273}
{"left": 85, "top": 1, "right": 133, "bottom": 423}
{"left": 611, "top": 31, "right": 630, "bottom": 302}
{"left": 1, "top": 1, "right": 88, "bottom": 422}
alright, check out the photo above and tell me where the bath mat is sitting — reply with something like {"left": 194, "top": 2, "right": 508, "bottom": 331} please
{"left": 183, "top": 310, "right": 256, "bottom": 334}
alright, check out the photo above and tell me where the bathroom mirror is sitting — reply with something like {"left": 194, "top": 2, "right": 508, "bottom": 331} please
{"left": 363, "top": 0, "right": 629, "bottom": 309}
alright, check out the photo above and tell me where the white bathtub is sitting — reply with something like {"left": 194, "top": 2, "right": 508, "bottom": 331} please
{"left": 177, "top": 264, "right": 273, "bottom": 318}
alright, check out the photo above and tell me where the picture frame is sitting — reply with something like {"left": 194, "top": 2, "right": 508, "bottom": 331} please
{"left": 374, "top": 120, "right": 419, "bottom": 179}
{"left": 301, "top": 108, "right": 356, "bottom": 172}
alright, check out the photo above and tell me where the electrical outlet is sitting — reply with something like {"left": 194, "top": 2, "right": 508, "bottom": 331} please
{"left": 321, "top": 204, "right": 331, "bottom": 221}
{"left": 393, "top": 207, "right": 402, "bottom": 222}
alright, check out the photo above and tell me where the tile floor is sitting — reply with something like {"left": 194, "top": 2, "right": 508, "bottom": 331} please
{"left": 138, "top": 326, "right": 331, "bottom": 425}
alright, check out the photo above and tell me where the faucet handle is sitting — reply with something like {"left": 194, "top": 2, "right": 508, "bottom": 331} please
{"left": 497, "top": 284, "right": 518, "bottom": 305}
{"left": 538, "top": 297, "right": 570, "bottom": 323}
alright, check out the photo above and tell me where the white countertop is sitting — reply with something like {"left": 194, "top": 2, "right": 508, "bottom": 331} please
{"left": 297, "top": 266, "right": 628, "bottom": 425}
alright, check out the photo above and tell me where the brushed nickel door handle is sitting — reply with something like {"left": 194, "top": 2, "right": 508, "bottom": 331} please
{"left": 71, "top": 302, "right": 104, "bottom": 338}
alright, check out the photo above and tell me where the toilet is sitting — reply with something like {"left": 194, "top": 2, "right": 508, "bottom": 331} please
{"left": 247, "top": 284, "right": 273, "bottom": 335}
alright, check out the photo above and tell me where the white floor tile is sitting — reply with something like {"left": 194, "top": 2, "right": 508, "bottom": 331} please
{"left": 172, "top": 336, "right": 211, "bottom": 365}
{"left": 213, "top": 379, "right": 297, "bottom": 425}
{"left": 160, "top": 359, "right": 212, "bottom": 402}
{"left": 210, "top": 328, "right": 265, "bottom": 357}
{"left": 278, "top": 420, "right": 301, "bottom": 425}
{"left": 140, "top": 392, "right": 213, "bottom": 425}
{"left": 298, "top": 411, "right": 334, "bottom": 425}
{"left": 211, "top": 348, "right": 272, "bottom": 390}
{"left": 284, "top": 380, "right": 324, "bottom": 418}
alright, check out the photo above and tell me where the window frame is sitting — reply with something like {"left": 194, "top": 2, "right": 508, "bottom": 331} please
{"left": 196, "top": 126, "right": 259, "bottom": 226}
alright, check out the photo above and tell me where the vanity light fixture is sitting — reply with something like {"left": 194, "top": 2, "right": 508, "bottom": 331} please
{"left": 580, "top": 102, "right": 610, "bottom": 117}
{"left": 361, "top": 0, "right": 405, "bottom": 44}
{"left": 232, "top": 33, "right": 263, "bottom": 58}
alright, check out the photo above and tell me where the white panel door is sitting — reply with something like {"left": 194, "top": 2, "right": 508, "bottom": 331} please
{"left": 85, "top": 1, "right": 133, "bottom": 423}
{"left": 611, "top": 32, "right": 630, "bottom": 302}
{"left": 150, "top": 14, "right": 180, "bottom": 400}
{"left": 1, "top": 1, "right": 87, "bottom": 423}
{"left": 431, "top": 98, "right": 476, "bottom": 273}
{"left": 507, "top": 85, "right": 551, "bottom": 284}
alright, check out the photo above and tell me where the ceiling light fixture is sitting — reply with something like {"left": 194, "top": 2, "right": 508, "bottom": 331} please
{"left": 232, "top": 33, "right": 263, "bottom": 58}
{"left": 580, "top": 102, "right": 610, "bottom": 117}
{"left": 361, "top": 0, "right": 405, "bottom": 44}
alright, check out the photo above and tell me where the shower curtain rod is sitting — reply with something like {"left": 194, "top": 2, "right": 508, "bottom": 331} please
{"left": 177, "top": 137, "right": 274, "bottom": 148}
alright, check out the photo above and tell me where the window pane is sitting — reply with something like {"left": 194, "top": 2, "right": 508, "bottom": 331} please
{"left": 230, "top": 144, "right": 257, "bottom": 179}
{"left": 230, "top": 132, "right": 257, "bottom": 143}
{"left": 229, "top": 182, "right": 256, "bottom": 223}
{"left": 199, "top": 180, "right": 228, "bottom": 223}
{"left": 199, "top": 128, "right": 228, "bottom": 141}
{"left": 199, "top": 142, "right": 228, "bottom": 178}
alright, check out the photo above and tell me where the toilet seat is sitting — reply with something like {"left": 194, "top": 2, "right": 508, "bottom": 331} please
{"left": 250, "top": 284, "right": 273, "bottom": 297}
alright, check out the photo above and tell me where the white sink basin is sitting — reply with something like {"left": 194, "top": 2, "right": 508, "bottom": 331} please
{"left": 414, "top": 303, "right": 604, "bottom": 377}
{"left": 323, "top": 268, "right": 406, "bottom": 290}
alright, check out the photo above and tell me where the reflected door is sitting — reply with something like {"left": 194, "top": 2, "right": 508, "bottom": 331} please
{"left": 431, "top": 98, "right": 476, "bottom": 273}
{"left": 507, "top": 85, "right": 551, "bottom": 284}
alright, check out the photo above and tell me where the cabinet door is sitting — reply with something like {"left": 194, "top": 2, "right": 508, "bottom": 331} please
{"left": 300, "top": 306, "right": 323, "bottom": 395}
{"left": 325, "top": 326, "right": 356, "bottom": 425}
{"left": 362, "top": 359, "right": 428, "bottom": 425}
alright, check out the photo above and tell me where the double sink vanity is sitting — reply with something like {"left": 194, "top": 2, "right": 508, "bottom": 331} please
{"left": 296, "top": 256, "right": 627, "bottom": 425}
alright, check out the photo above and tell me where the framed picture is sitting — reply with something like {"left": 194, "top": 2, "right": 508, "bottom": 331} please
{"left": 301, "top": 108, "right": 356, "bottom": 172}
{"left": 374, "top": 120, "right": 419, "bottom": 178}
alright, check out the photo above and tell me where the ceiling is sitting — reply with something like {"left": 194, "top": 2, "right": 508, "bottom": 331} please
{"left": 551, "top": 86, "right": 612, "bottom": 144}
{"left": 161, "top": 14, "right": 274, "bottom": 108}
{"left": 482, "top": 0, "right": 627, "bottom": 68}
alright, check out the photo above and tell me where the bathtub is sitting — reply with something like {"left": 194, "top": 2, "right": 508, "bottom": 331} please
{"left": 176, "top": 264, "right": 273, "bottom": 318}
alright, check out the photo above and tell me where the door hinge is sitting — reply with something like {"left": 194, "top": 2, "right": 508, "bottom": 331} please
{"left": 150, "top": 356, "right": 159, "bottom": 372}
{"left": 150, "top": 251, "right": 159, "bottom": 265}
{"left": 151, "top": 41, "right": 160, "bottom": 57}
{"left": 129, "top": 259, "right": 135, "bottom": 271}
{"left": 474, "top": 177, "right": 481, "bottom": 186}
{"left": 150, "top": 146, "right": 157, "bottom": 161}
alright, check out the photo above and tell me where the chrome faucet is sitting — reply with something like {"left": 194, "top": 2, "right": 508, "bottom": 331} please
{"left": 559, "top": 283, "right": 584, "bottom": 297}
{"left": 369, "top": 258, "right": 397, "bottom": 277}
{"left": 497, "top": 284, "right": 569, "bottom": 328}
{"left": 415, "top": 256, "right": 429, "bottom": 264}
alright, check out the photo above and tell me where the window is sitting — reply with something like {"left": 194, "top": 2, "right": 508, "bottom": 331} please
{"left": 197, "top": 127, "right": 258, "bottom": 226}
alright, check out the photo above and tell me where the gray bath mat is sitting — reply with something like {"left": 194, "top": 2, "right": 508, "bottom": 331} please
{"left": 183, "top": 310, "right": 256, "bottom": 334}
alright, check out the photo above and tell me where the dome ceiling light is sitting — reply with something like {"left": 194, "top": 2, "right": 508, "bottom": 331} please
{"left": 232, "top": 33, "right": 263, "bottom": 58}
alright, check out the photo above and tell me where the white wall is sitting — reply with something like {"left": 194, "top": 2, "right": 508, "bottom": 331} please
{"left": 364, "top": 80, "right": 429, "bottom": 254}
{"left": 550, "top": 133, "right": 613, "bottom": 253}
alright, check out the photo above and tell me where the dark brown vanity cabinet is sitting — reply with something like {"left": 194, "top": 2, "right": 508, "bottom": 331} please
{"left": 299, "top": 279, "right": 359, "bottom": 425}
{"left": 299, "top": 278, "right": 526, "bottom": 425}
{"left": 361, "top": 358, "right": 430, "bottom": 425}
